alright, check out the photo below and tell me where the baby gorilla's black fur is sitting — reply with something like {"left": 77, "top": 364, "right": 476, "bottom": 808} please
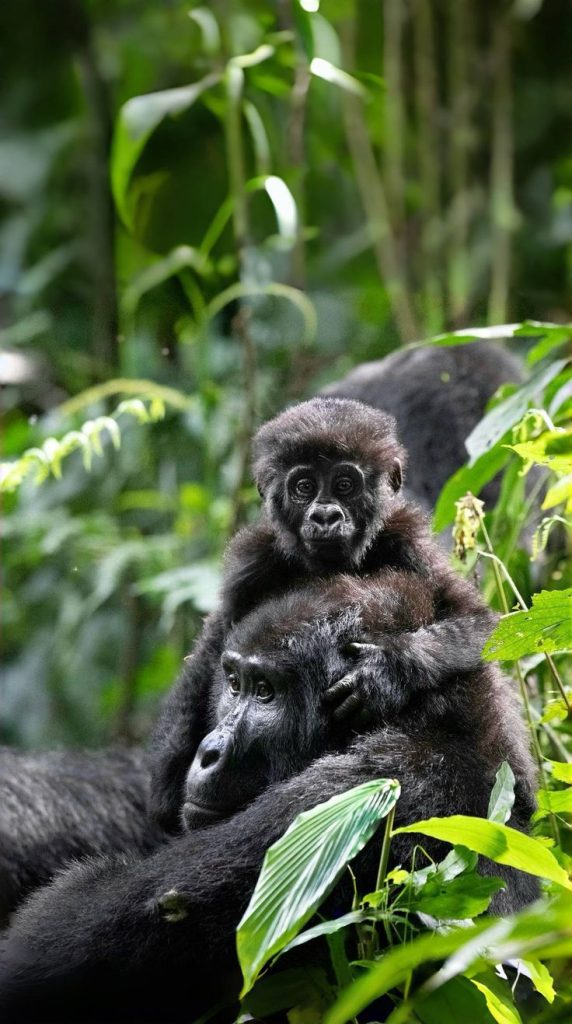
{"left": 0, "top": 748, "right": 161, "bottom": 925}
{"left": 0, "top": 584, "right": 537, "bottom": 1023}
{"left": 150, "top": 397, "right": 495, "bottom": 832}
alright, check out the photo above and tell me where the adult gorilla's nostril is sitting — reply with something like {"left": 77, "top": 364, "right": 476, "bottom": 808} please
{"left": 309, "top": 505, "right": 344, "bottom": 527}
{"left": 198, "top": 737, "right": 222, "bottom": 770}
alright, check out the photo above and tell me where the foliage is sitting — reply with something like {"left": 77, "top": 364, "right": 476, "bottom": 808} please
{"left": 3, "top": 0, "right": 572, "bottom": 1019}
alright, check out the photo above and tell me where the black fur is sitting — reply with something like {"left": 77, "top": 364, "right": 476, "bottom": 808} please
{"left": 0, "top": 747, "right": 161, "bottom": 926}
{"left": 0, "top": 586, "right": 537, "bottom": 1022}
{"left": 322, "top": 341, "right": 524, "bottom": 510}
{"left": 149, "top": 398, "right": 495, "bottom": 833}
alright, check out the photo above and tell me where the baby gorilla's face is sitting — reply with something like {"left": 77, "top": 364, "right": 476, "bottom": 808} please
{"left": 182, "top": 612, "right": 358, "bottom": 830}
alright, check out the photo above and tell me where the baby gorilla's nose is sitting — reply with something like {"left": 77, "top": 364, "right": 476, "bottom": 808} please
{"left": 309, "top": 504, "right": 344, "bottom": 527}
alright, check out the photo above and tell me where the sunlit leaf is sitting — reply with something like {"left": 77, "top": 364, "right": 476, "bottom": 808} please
{"left": 393, "top": 816, "right": 571, "bottom": 889}
{"left": 483, "top": 589, "right": 572, "bottom": 660}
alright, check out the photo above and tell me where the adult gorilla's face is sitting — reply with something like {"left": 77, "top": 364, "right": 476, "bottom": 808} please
{"left": 182, "top": 601, "right": 360, "bottom": 830}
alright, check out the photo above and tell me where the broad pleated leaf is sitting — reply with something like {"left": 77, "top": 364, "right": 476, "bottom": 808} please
{"left": 237, "top": 778, "right": 400, "bottom": 995}
{"left": 393, "top": 816, "right": 571, "bottom": 889}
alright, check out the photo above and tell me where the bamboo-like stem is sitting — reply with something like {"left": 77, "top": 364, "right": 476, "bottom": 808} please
{"left": 446, "top": 0, "right": 472, "bottom": 324}
{"left": 382, "top": 0, "right": 406, "bottom": 230}
{"left": 413, "top": 0, "right": 444, "bottom": 334}
{"left": 224, "top": 62, "right": 258, "bottom": 534}
{"left": 488, "top": 8, "right": 515, "bottom": 325}
{"left": 340, "top": 22, "right": 419, "bottom": 343}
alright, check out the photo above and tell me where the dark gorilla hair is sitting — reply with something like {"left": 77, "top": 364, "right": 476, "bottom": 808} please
{"left": 0, "top": 583, "right": 537, "bottom": 1023}
{"left": 149, "top": 398, "right": 496, "bottom": 833}
{"left": 0, "top": 748, "right": 160, "bottom": 926}
{"left": 321, "top": 340, "right": 525, "bottom": 510}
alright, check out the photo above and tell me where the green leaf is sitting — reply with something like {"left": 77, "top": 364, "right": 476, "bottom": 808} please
{"left": 408, "top": 872, "right": 504, "bottom": 919}
{"left": 465, "top": 360, "right": 567, "bottom": 463}
{"left": 242, "top": 967, "right": 332, "bottom": 1019}
{"left": 487, "top": 763, "right": 516, "bottom": 824}
{"left": 236, "top": 778, "right": 400, "bottom": 995}
{"left": 471, "top": 979, "right": 523, "bottom": 1024}
{"left": 324, "top": 919, "right": 496, "bottom": 1024}
{"left": 518, "top": 958, "right": 555, "bottom": 1002}
{"left": 393, "top": 816, "right": 572, "bottom": 889}
{"left": 412, "top": 977, "right": 494, "bottom": 1024}
{"left": 483, "top": 589, "right": 572, "bottom": 660}
{"left": 281, "top": 909, "right": 370, "bottom": 955}
{"left": 433, "top": 445, "right": 510, "bottom": 531}
{"left": 549, "top": 760, "right": 572, "bottom": 783}
{"left": 111, "top": 72, "right": 221, "bottom": 228}
{"left": 427, "top": 324, "right": 522, "bottom": 347}
{"left": 534, "top": 787, "right": 572, "bottom": 821}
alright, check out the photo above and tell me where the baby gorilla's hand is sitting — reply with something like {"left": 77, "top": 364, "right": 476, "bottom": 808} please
{"left": 323, "top": 643, "right": 403, "bottom": 730}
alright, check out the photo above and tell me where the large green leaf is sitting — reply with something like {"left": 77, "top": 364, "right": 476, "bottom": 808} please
{"left": 407, "top": 871, "right": 503, "bottom": 920}
{"left": 326, "top": 893, "right": 572, "bottom": 1024}
{"left": 236, "top": 778, "right": 400, "bottom": 995}
{"left": 483, "top": 589, "right": 572, "bottom": 660}
{"left": 465, "top": 360, "right": 567, "bottom": 463}
{"left": 471, "top": 977, "right": 523, "bottom": 1024}
{"left": 393, "top": 816, "right": 572, "bottom": 888}
{"left": 111, "top": 72, "right": 221, "bottom": 228}
{"left": 432, "top": 445, "right": 510, "bottom": 531}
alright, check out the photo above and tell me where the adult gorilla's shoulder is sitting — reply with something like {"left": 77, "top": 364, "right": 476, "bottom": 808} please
{"left": 322, "top": 341, "right": 524, "bottom": 509}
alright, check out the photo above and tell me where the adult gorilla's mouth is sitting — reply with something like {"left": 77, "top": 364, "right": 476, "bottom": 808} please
{"left": 182, "top": 800, "right": 230, "bottom": 827}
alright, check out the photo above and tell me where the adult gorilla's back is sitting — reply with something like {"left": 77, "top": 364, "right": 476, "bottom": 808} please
{"left": 0, "top": 747, "right": 160, "bottom": 926}
{"left": 322, "top": 341, "right": 523, "bottom": 509}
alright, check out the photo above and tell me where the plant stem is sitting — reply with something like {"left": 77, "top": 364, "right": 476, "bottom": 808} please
{"left": 413, "top": 0, "right": 443, "bottom": 334}
{"left": 340, "top": 24, "right": 419, "bottom": 344}
{"left": 376, "top": 805, "right": 396, "bottom": 893}
{"left": 488, "top": 8, "right": 515, "bottom": 324}
{"left": 382, "top": 0, "right": 406, "bottom": 229}
{"left": 446, "top": 0, "right": 473, "bottom": 324}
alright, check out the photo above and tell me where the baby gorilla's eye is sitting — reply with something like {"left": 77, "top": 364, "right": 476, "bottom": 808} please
{"left": 228, "top": 673, "right": 240, "bottom": 695}
{"left": 335, "top": 475, "right": 354, "bottom": 497}
{"left": 295, "top": 477, "right": 315, "bottom": 498}
{"left": 255, "top": 680, "right": 274, "bottom": 701}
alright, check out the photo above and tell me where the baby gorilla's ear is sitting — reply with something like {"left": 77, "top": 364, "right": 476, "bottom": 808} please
{"left": 389, "top": 458, "right": 402, "bottom": 493}
{"left": 257, "top": 481, "right": 265, "bottom": 499}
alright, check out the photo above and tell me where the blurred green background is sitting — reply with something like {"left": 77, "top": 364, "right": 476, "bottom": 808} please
{"left": 1, "top": 0, "right": 571, "bottom": 748}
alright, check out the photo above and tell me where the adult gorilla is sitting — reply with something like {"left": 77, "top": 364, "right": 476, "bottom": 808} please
{"left": 322, "top": 340, "right": 524, "bottom": 510}
{"left": 0, "top": 580, "right": 537, "bottom": 1023}
{"left": 0, "top": 748, "right": 162, "bottom": 927}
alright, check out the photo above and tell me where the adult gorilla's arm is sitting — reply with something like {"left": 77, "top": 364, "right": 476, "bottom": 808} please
{"left": 147, "top": 613, "right": 225, "bottom": 832}
{"left": 0, "top": 731, "right": 512, "bottom": 1023}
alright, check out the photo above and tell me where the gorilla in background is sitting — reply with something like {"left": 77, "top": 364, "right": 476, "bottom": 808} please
{"left": 322, "top": 340, "right": 524, "bottom": 510}
{"left": 150, "top": 396, "right": 497, "bottom": 833}
{"left": 0, "top": 748, "right": 162, "bottom": 926}
{"left": 0, "top": 580, "right": 537, "bottom": 1023}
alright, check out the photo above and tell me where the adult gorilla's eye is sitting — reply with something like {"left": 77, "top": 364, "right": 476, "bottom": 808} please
{"left": 255, "top": 680, "right": 274, "bottom": 701}
{"left": 335, "top": 476, "right": 354, "bottom": 497}
{"left": 295, "top": 477, "right": 315, "bottom": 498}
{"left": 228, "top": 674, "right": 240, "bottom": 695}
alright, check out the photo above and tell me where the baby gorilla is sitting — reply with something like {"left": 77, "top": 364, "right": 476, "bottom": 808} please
{"left": 0, "top": 582, "right": 536, "bottom": 1023}
{"left": 150, "top": 398, "right": 495, "bottom": 832}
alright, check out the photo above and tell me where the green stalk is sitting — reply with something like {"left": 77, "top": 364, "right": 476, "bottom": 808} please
{"left": 382, "top": 0, "right": 406, "bottom": 229}
{"left": 488, "top": 8, "right": 515, "bottom": 324}
{"left": 446, "top": 0, "right": 473, "bottom": 323}
{"left": 413, "top": 0, "right": 443, "bottom": 334}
